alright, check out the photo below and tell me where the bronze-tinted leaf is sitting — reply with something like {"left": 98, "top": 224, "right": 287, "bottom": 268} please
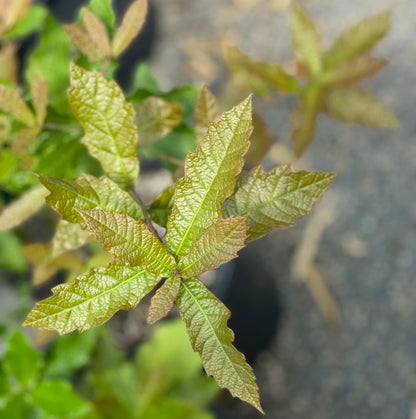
{"left": 324, "top": 86, "right": 398, "bottom": 127}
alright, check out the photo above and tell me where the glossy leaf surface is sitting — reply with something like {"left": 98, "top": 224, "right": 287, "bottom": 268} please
{"left": 147, "top": 275, "right": 181, "bottom": 324}
{"left": 24, "top": 264, "right": 160, "bottom": 334}
{"left": 40, "top": 174, "right": 143, "bottom": 226}
{"left": 178, "top": 217, "right": 247, "bottom": 277}
{"left": 176, "top": 277, "right": 262, "bottom": 412}
{"left": 68, "top": 64, "right": 139, "bottom": 187}
{"left": 223, "top": 165, "right": 337, "bottom": 241}
{"left": 165, "top": 97, "right": 252, "bottom": 257}
{"left": 80, "top": 209, "right": 176, "bottom": 276}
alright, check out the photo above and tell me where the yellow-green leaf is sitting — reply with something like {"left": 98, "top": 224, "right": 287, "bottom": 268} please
{"left": 112, "top": 0, "right": 147, "bottom": 57}
{"left": 135, "top": 96, "right": 182, "bottom": 146}
{"left": 147, "top": 275, "right": 181, "bottom": 324}
{"left": 0, "top": 185, "right": 47, "bottom": 230}
{"left": 79, "top": 209, "right": 176, "bottom": 276}
{"left": 23, "top": 263, "right": 160, "bottom": 334}
{"left": 223, "top": 44, "right": 298, "bottom": 96}
{"left": 0, "top": 84, "right": 35, "bottom": 125}
{"left": 176, "top": 277, "right": 262, "bottom": 412}
{"left": 165, "top": 97, "right": 252, "bottom": 258}
{"left": 291, "top": 84, "right": 322, "bottom": 156}
{"left": 223, "top": 165, "right": 337, "bottom": 241}
{"left": 194, "top": 85, "right": 219, "bottom": 142}
{"left": 40, "top": 174, "right": 143, "bottom": 226}
{"left": 324, "top": 86, "right": 398, "bottom": 127}
{"left": 323, "top": 11, "right": 391, "bottom": 69}
{"left": 321, "top": 55, "right": 387, "bottom": 85}
{"left": 51, "top": 220, "right": 92, "bottom": 258}
{"left": 82, "top": 8, "right": 111, "bottom": 59}
{"left": 289, "top": 5, "right": 321, "bottom": 76}
{"left": 148, "top": 183, "right": 175, "bottom": 228}
{"left": 178, "top": 217, "right": 247, "bottom": 277}
{"left": 68, "top": 64, "right": 139, "bottom": 187}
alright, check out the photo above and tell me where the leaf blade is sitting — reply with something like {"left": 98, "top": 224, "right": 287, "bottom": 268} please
{"left": 0, "top": 84, "right": 35, "bottom": 125}
{"left": 222, "top": 165, "right": 337, "bottom": 241}
{"left": 324, "top": 86, "right": 398, "bottom": 127}
{"left": 165, "top": 97, "right": 252, "bottom": 257}
{"left": 68, "top": 64, "right": 139, "bottom": 187}
{"left": 178, "top": 217, "right": 247, "bottom": 277}
{"left": 323, "top": 11, "right": 391, "bottom": 69}
{"left": 79, "top": 209, "right": 176, "bottom": 276}
{"left": 176, "top": 277, "right": 262, "bottom": 412}
{"left": 194, "top": 85, "right": 219, "bottom": 142}
{"left": 147, "top": 275, "right": 181, "bottom": 324}
{"left": 0, "top": 185, "right": 48, "bottom": 230}
{"left": 83, "top": 8, "right": 111, "bottom": 58}
{"left": 112, "top": 0, "right": 148, "bottom": 57}
{"left": 40, "top": 174, "right": 144, "bottom": 226}
{"left": 289, "top": 5, "right": 321, "bottom": 75}
{"left": 23, "top": 263, "right": 160, "bottom": 334}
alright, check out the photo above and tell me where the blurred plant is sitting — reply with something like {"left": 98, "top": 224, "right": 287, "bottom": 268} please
{"left": 0, "top": 320, "right": 218, "bottom": 418}
{"left": 223, "top": 5, "right": 398, "bottom": 156}
{"left": 0, "top": 0, "right": 340, "bottom": 413}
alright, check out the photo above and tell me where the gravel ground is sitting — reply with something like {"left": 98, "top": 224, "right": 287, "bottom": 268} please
{"left": 149, "top": 0, "right": 416, "bottom": 418}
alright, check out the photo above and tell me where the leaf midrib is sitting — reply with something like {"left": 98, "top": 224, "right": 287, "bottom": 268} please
{"left": 181, "top": 279, "right": 257, "bottom": 405}
{"left": 86, "top": 211, "right": 175, "bottom": 275}
{"left": 174, "top": 103, "right": 249, "bottom": 256}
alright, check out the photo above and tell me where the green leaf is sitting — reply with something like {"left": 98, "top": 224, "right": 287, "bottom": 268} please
{"left": 88, "top": 0, "right": 115, "bottom": 34}
{"left": 223, "top": 44, "right": 298, "bottom": 96}
{"left": 194, "top": 85, "right": 219, "bottom": 142}
{"left": 323, "top": 11, "right": 391, "bottom": 69}
{"left": 44, "top": 329, "right": 99, "bottom": 379}
{"left": 165, "top": 97, "right": 252, "bottom": 257}
{"left": 51, "top": 219, "right": 92, "bottom": 258}
{"left": 320, "top": 55, "right": 387, "bottom": 85}
{"left": 0, "top": 185, "right": 47, "bottom": 230}
{"left": 291, "top": 84, "right": 322, "bottom": 156}
{"left": 3, "top": 5, "right": 47, "bottom": 40}
{"left": 68, "top": 64, "right": 139, "bottom": 187}
{"left": 324, "top": 86, "right": 398, "bottom": 127}
{"left": 289, "top": 5, "right": 321, "bottom": 75}
{"left": 178, "top": 217, "right": 247, "bottom": 277}
{"left": 136, "top": 319, "right": 207, "bottom": 387}
{"left": 148, "top": 183, "right": 175, "bottom": 228}
{"left": 0, "top": 84, "right": 35, "bottom": 125}
{"left": 0, "top": 394, "right": 33, "bottom": 418}
{"left": 25, "top": 14, "right": 71, "bottom": 112}
{"left": 23, "top": 263, "right": 160, "bottom": 334}
{"left": 3, "top": 331, "right": 42, "bottom": 387}
{"left": 135, "top": 97, "right": 182, "bottom": 146}
{"left": 223, "top": 165, "right": 337, "bottom": 241}
{"left": 112, "top": 0, "right": 147, "bottom": 57}
{"left": 79, "top": 209, "right": 176, "bottom": 276}
{"left": 32, "top": 379, "right": 91, "bottom": 418}
{"left": 147, "top": 124, "right": 195, "bottom": 172}
{"left": 132, "top": 62, "right": 160, "bottom": 94}
{"left": 143, "top": 398, "right": 214, "bottom": 419}
{"left": 161, "top": 84, "right": 199, "bottom": 119}
{"left": 40, "top": 174, "right": 143, "bottom": 226}
{"left": 147, "top": 276, "right": 181, "bottom": 324}
{"left": 0, "top": 231, "right": 26, "bottom": 272}
{"left": 176, "top": 277, "right": 262, "bottom": 412}
{"left": 34, "top": 132, "right": 102, "bottom": 179}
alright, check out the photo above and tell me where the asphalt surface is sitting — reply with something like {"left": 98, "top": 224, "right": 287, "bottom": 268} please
{"left": 150, "top": 0, "right": 416, "bottom": 418}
